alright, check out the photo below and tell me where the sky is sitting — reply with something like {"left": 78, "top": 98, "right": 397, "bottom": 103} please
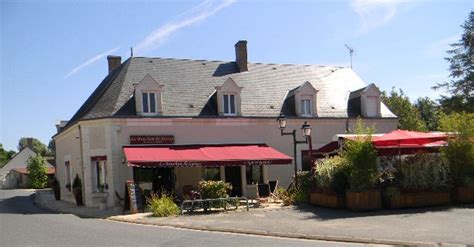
{"left": 1, "top": 0, "right": 472, "bottom": 151}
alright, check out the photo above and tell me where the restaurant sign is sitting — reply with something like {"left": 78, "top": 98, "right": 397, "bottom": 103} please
{"left": 130, "top": 135, "right": 175, "bottom": 145}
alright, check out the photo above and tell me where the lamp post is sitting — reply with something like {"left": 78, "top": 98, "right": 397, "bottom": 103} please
{"left": 277, "top": 113, "right": 313, "bottom": 187}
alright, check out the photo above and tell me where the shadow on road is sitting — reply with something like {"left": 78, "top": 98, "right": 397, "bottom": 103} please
{"left": 293, "top": 203, "right": 474, "bottom": 221}
{"left": 0, "top": 194, "right": 56, "bottom": 215}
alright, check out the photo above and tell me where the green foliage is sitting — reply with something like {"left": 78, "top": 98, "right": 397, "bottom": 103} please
{"left": 414, "top": 97, "right": 442, "bottom": 131}
{"left": 273, "top": 187, "right": 294, "bottom": 206}
{"left": 18, "top": 138, "right": 50, "bottom": 156}
{"left": 343, "top": 119, "right": 378, "bottom": 191}
{"left": 396, "top": 154, "right": 450, "bottom": 191}
{"left": 439, "top": 112, "right": 474, "bottom": 186}
{"left": 0, "top": 144, "right": 16, "bottom": 168}
{"left": 314, "top": 155, "right": 349, "bottom": 194}
{"left": 27, "top": 155, "right": 48, "bottom": 189}
{"left": 291, "top": 171, "right": 313, "bottom": 203}
{"left": 198, "top": 180, "right": 232, "bottom": 199}
{"left": 382, "top": 88, "right": 427, "bottom": 131}
{"left": 147, "top": 193, "right": 180, "bottom": 217}
{"left": 434, "top": 11, "right": 474, "bottom": 113}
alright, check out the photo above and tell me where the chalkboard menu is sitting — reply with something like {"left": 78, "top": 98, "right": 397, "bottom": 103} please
{"left": 124, "top": 181, "right": 143, "bottom": 214}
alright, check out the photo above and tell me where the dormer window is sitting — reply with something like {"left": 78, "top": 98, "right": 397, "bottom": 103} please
{"left": 134, "top": 74, "right": 163, "bottom": 116}
{"left": 215, "top": 78, "right": 243, "bottom": 117}
{"left": 223, "top": 94, "right": 236, "bottom": 115}
{"left": 291, "top": 81, "right": 318, "bottom": 117}
{"left": 142, "top": 92, "right": 157, "bottom": 114}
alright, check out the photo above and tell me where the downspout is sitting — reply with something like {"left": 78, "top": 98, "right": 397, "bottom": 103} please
{"left": 78, "top": 124, "right": 86, "bottom": 205}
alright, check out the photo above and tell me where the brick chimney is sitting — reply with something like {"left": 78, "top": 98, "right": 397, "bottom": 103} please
{"left": 107, "top": 55, "right": 122, "bottom": 74}
{"left": 235, "top": 40, "right": 248, "bottom": 72}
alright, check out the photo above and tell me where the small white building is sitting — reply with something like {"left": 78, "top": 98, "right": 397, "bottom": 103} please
{"left": 0, "top": 146, "right": 54, "bottom": 189}
{"left": 54, "top": 41, "right": 398, "bottom": 208}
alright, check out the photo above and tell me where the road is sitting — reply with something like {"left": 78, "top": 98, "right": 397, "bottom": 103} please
{"left": 0, "top": 190, "right": 375, "bottom": 247}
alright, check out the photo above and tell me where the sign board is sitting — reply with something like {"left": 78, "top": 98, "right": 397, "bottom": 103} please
{"left": 130, "top": 135, "right": 174, "bottom": 145}
{"left": 124, "top": 181, "right": 143, "bottom": 214}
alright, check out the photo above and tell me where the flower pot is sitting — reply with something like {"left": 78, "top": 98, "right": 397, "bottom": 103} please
{"left": 386, "top": 191, "right": 451, "bottom": 209}
{"left": 310, "top": 191, "right": 345, "bottom": 209}
{"left": 346, "top": 190, "right": 381, "bottom": 211}
{"left": 452, "top": 187, "right": 474, "bottom": 204}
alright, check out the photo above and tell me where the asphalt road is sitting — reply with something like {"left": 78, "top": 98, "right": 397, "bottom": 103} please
{"left": 0, "top": 190, "right": 375, "bottom": 247}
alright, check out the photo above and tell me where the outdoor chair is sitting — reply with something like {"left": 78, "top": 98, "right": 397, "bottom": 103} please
{"left": 268, "top": 180, "right": 279, "bottom": 200}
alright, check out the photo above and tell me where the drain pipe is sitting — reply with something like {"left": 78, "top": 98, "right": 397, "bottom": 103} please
{"left": 78, "top": 124, "right": 86, "bottom": 206}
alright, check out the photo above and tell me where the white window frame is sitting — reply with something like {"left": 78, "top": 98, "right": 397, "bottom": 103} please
{"left": 92, "top": 160, "right": 107, "bottom": 192}
{"left": 300, "top": 99, "right": 312, "bottom": 117}
{"left": 141, "top": 92, "right": 157, "bottom": 115}
{"left": 223, "top": 93, "right": 237, "bottom": 116}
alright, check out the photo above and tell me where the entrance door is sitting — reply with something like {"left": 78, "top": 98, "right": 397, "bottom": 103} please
{"left": 225, "top": 166, "right": 242, "bottom": 197}
{"left": 152, "top": 167, "right": 175, "bottom": 195}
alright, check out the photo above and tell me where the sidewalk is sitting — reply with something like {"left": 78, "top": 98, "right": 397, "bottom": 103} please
{"left": 34, "top": 189, "right": 122, "bottom": 218}
{"left": 109, "top": 203, "right": 474, "bottom": 247}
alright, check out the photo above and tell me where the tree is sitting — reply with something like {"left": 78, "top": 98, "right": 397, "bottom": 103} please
{"left": 414, "top": 97, "right": 442, "bottom": 131}
{"left": 48, "top": 139, "right": 55, "bottom": 156}
{"left": 381, "top": 88, "right": 427, "bottom": 131}
{"left": 27, "top": 154, "right": 48, "bottom": 189}
{"left": 18, "top": 138, "right": 48, "bottom": 156}
{"left": 0, "top": 144, "right": 16, "bottom": 168}
{"left": 434, "top": 10, "right": 474, "bottom": 113}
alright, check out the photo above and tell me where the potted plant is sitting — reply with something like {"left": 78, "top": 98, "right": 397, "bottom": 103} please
{"left": 343, "top": 120, "right": 381, "bottom": 211}
{"left": 439, "top": 113, "right": 474, "bottom": 203}
{"left": 383, "top": 154, "right": 451, "bottom": 209}
{"left": 51, "top": 177, "right": 61, "bottom": 200}
{"left": 311, "top": 155, "right": 348, "bottom": 208}
{"left": 72, "top": 174, "right": 83, "bottom": 206}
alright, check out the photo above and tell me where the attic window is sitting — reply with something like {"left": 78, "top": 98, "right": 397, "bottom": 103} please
{"left": 223, "top": 94, "right": 236, "bottom": 115}
{"left": 300, "top": 99, "right": 312, "bottom": 116}
{"left": 142, "top": 92, "right": 156, "bottom": 114}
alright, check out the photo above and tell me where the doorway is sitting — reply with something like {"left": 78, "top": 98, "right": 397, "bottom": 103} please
{"left": 133, "top": 167, "right": 175, "bottom": 195}
{"left": 225, "top": 166, "right": 242, "bottom": 197}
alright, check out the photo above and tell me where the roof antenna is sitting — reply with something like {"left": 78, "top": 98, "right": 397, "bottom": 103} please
{"left": 344, "top": 44, "right": 354, "bottom": 68}
{"left": 130, "top": 47, "right": 134, "bottom": 57}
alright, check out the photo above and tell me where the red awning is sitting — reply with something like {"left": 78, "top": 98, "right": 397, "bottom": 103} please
{"left": 372, "top": 130, "right": 447, "bottom": 147}
{"left": 123, "top": 144, "right": 292, "bottom": 167}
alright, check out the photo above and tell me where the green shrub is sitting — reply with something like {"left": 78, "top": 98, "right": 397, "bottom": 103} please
{"left": 439, "top": 112, "right": 474, "bottom": 186}
{"left": 314, "top": 155, "right": 348, "bottom": 194}
{"left": 396, "top": 153, "right": 450, "bottom": 191}
{"left": 72, "top": 174, "right": 82, "bottom": 193}
{"left": 286, "top": 171, "right": 313, "bottom": 203}
{"left": 147, "top": 193, "right": 180, "bottom": 217}
{"left": 198, "top": 180, "right": 232, "bottom": 199}
{"left": 273, "top": 187, "right": 294, "bottom": 206}
{"left": 27, "top": 155, "right": 48, "bottom": 189}
{"left": 342, "top": 119, "right": 378, "bottom": 191}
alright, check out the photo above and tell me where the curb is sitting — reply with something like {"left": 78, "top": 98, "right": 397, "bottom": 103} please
{"left": 107, "top": 216, "right": 459, "bottom": 247}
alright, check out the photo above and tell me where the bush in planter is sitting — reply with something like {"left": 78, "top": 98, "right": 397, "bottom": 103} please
{"left": 396, "top": 154, "right": 450, "bottom": 192}
{"left": 439, "top": 112, "right": 474, "bottom": 187}
{"left": 72, "top": 174, "right": 83, "bottom": 206}
{"left": 314, "top": 155, "right": 349, "bottom": 195}
{"left": 147, "top": 193, "right": 180, "bottom": 217}
{"left": 198, "top": 180, "right": 232, "bottom": 208}
{"left": 51, "top": 177, "right": 60, "bottom": 200}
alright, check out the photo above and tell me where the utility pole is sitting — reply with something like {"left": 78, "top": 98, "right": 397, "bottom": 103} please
{"left": 345, "top": 44, "right": 354, "bottom": 68}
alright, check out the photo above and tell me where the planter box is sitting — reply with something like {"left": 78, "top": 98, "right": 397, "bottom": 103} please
{"left": 346, "top": 190, "right": 382, "bottom": 211}
{"left": 386, "top": 191, "right": 450, "bottom": 209}
{"left": 453, "top": 187, "right": 474, "bottom": 204}
{"left": 309, "top": 192, "right": 345, "bottom": 209}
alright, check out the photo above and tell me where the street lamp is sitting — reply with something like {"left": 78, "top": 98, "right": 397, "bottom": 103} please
{"left": 277, "top": 113, "right": 313, "bottom": 187}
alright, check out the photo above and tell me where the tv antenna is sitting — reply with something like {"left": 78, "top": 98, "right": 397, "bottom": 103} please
{"left": 345, "top": 44, "right": 354, "bottom": 68}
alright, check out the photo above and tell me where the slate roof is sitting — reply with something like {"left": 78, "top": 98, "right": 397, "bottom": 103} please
{"left": 65, "top": 57, "right": 396, "bottom": 131}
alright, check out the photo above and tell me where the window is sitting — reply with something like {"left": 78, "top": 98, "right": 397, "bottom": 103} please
{"left": 246, "top": 165, "right": 263, "bottom": 185}
{"left": 366, "top": 96, "right": 378, "bottom": 117}
{"left": 65, "top": 161, "right": 71, "bottom": 190}
{"left": 223, "top": 94, "right": 236, "bottom": 115}
{"left": 142, "top": 92, "right": 156, "bottom": 114}
{"left": 203, "top": 167, "right": 220, "bottom": 181}
{"left": 300, "top": 99, "right": 312, "bottom": 116}
{"left": 92, "top": 160, "right": 107, "bottom": 191}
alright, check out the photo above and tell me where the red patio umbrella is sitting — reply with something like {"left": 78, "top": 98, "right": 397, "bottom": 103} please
{"left": 372, "top": 130, "right": 448, "bottom": 147}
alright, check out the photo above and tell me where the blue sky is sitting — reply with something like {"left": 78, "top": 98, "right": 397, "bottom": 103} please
{"left": 1, "top": 0, "right": 471, "bottom": 151}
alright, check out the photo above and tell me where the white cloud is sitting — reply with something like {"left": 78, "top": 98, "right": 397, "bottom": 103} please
{"left": 350, "top": 0, "right": 415, "bottom": 34}
{"left": 134, "top": 0, "right": 237, "bottom": 54}
{"left": 425, "top": 34, "right": 459, "bottom": 57}
{"left": 65, "top": 46, "right": 120, "bottom": 78}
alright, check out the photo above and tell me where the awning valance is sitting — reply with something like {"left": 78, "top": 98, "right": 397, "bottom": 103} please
{"left": 123, "top": 143, "right": 292, "bottom": 168}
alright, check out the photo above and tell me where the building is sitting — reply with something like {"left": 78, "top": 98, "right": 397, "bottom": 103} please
{"left": 54, "top": 41, "right": 398, "bottom": 208}
{"left": 0, "top": 145, "right": 55, "bottom": 189}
